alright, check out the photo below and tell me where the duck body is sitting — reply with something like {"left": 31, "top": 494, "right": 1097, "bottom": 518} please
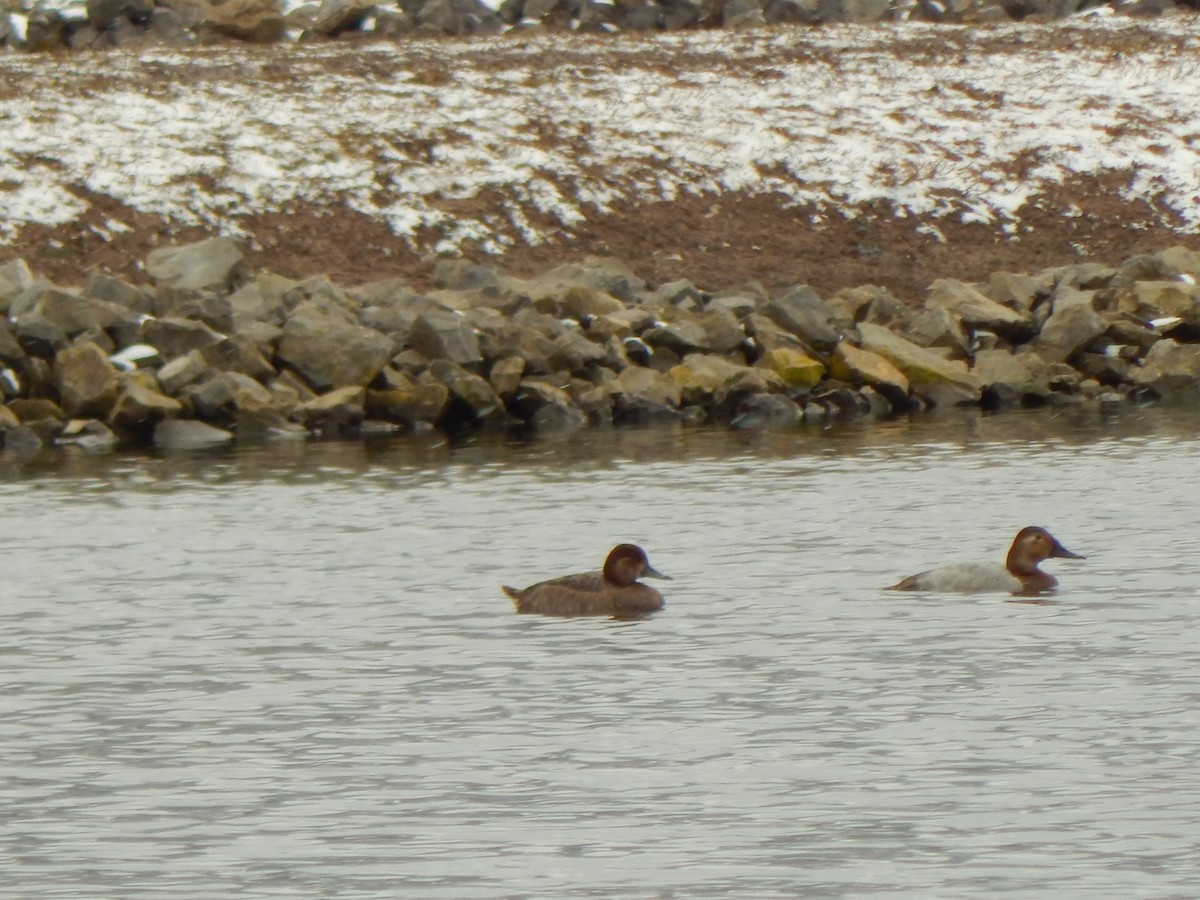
{"left": 887, "top": 526, "right": 1083, "bottom": 596}
{"left": 504, "top": 544, "right": 669, "bottom": 618}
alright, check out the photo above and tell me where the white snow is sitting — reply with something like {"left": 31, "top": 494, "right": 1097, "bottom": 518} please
{"left": 1, "top": 18, "right": 1199, "bottom": 254}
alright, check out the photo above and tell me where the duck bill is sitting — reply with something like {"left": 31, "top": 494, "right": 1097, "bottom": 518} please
{"left": 643, "top": 564, "right": 671, "bottom": 580}
{"left": 1050, "top": 539, "right": 1085, "bottom": 560}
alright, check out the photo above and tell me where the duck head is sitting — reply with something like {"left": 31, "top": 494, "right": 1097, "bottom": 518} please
{"left": 603, "top": 544, "right": 670, "bottom": 587}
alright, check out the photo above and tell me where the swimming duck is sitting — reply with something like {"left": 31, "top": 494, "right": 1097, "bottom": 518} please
{"left": 503, "top": 544, "right": 670, "bottom": 618}
{"left": 886, "top": 526, "right": 1084, "bottom": 595}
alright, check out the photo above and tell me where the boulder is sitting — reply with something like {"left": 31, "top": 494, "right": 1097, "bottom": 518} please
{"left": 549, "top": 329, "right": 607, "bottom": 373}
{"left": 145, "top": 237, "right": 243, "bottom": 291}
{"left": 109, "top": 377, "right": 184, "bottom": 429}
{"left": 1129, "top": 339, "right": 1200, "bottom": 392}
{"left": 488, "top": 356, "right": 525, "bottom": 398}
{"left": 10, "top": 287, "right": 110, "bottom": 349}
{"left": 926, "top": 278, "right": 1034, "bottom": 341}
{"left": 298, "top": 386, "right": 365, "bottom": 435}
{"left": 140, "top": 316, "right": 224, "bottom": 359}
{"left": 510, "top": 379, "right": 586, "bottom": 432}
{"left": 972, "top": 349, "right": 1051, "bottom": 407}
{"left": 612, "top": 365, "right": 681, "bottom": 422}
{"left": 307, "top": 0, "right": 376, "bottom": 34}
{"left": 428, "top": 359, "right": 503, "bottom": 428}
{"left": 765, "top": 284, "right": 843, "bottom": 351}
{"left": 730, "top": 393, "right": 801, "bottom": 430}
{"left": 276, "top": 301, "right": 393, "bottom": 390}
{"left": 158, "top": 350, "right": 212, "bottom": 395}
{"left": 1033, "top": 289, "right": 1107, "bottom": 363}
{"left": 201, "top": 0, "right": 288, "bottom": 41}
{"left": 0, "top": 259, "right": 36, "bottom": 312}
{"left": 408, "top": 305, "right": 483, "bottom": 365}
{"left": 904, "top": 305, "right": 972, "bottom": 358}
{"left": 756, "top": 346, "right": 825, "bottom": 389}
{"left": 55, "top": 342, "right": 121, "bottom": 417}
{"left": 365, "top": 376, "right": 450, "bottom": 428}
{"left": 857, "top": 323, "right": 981, "bottom": 406}
{"left": 830, "top": 342, "right": 910, "bottom": 407}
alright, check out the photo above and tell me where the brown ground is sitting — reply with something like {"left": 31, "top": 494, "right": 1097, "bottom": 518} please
{"left": 13, "top": 168, "right": 1196, "bottom": 304}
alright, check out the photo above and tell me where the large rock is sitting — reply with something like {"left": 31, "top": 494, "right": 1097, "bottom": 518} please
{"left": 0, "top": 259, "right": 35, "bottom": 312}
{"left": 201, "top": 0, "right": 287, "bottom": 41}
{"left": 140, "top": 316, "right": 225, "bottom": 360}
{"left": 756, "top": 346, "right": 825, "bottom": 389}
{"left": 307, "top": 0, "right": 376, "bottom": 35}
{"left": 298, "top": 386, "right": 365, "bottom": 435}
{"left": 612, "top": 365, "right": 681, "bottom": 421}
{"left": 1033, "top": 288, "right": 1107, "bottom": 363}
{"left": 926, "top": 278, "right": 1034, "bottom": 341}
{"left": 1129, "top": 340, "right": 1200, "bottom": 392}
{"left": 972, "top": 349, "right": 1051, "bottom": 406}
{"left": 830, "top": 342, "right": 910, "bottom": 407}
{"left": 408, "top": 305, "right": 483, "bottom": 365}
{"left": 428, "top": 359, "right": 503, "bottom": 429}
{"left": 510, "top": 379, "right": 586, "bottom": 432}
{"left": 276, "top": 301, "right": 393, "bottom": 390}
{"left": 667, "top": 354, "right": 776, "bottom": 407}
{"left": 109, "top": 377, "right": 184, "bottom": 429}
{"left": 153, "top": 418, "right": 234, "bottom": 449}
{"left": 366, "top": 374, "right": 450, "bottom": 428}
{"left": 145, "top": 237, "right": 243, "bottom": 291}
{"left": 765, "top": 285, "right": 843, "bottom": 351}
{"left": 55, "top": 342, "right": 121, "bottom": 417}
{"left": 857, "top": 323, "right": 981, "bottom": 406}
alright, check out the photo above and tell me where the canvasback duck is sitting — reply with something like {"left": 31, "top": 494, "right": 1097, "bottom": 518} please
{"left": 503, "top": 544, "right": 670, "bottom": 618}
{"left": 886, "top": 526, "right": 1084, "bottom": 595}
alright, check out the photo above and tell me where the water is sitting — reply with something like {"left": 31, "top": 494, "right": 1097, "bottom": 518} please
{"left": 2, "top": 404, "right": 1198, "bottom": 897}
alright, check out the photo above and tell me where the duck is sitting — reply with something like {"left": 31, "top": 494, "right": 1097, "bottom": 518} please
{"left": 503, "top": 544, "right": 670, "bottom": 618}
{"left": 886, "top": 526, "right": 1084, "bottom": 595}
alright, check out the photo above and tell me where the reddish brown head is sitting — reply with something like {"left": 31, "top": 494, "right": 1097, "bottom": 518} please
{"left": 1006, "top": 526, "right": 1084, "bottom": 577}
{"left": 603, "top": 544, "right": 669, "bottom": 587}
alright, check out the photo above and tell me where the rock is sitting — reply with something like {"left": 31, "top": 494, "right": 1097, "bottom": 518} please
{"left": 1126, "top": 281, "right": 1200, "bottom": 328}
{"left": 857, "top": 323, "right": 981, "bottom": 407}
{"left": 414, "top": 0, "right": 503, "bottom": 33}
{"left": 556, "top": 285, "right": 627, "bottom": 320}
{"left": 1073, "top": 351, "right": 1130, "bottom": 388}
{"left": 972, "top": 349, "right": 1051, "bottom": 407}
{"left": 668, "top": 354, "right": 757, "bottom": 406}
{"left": 409, "top": 305, "right": 483, "bottom": 365}
{"left": 298, "top": 386, "right": 365, "bottom": 435}
{"left": 428, "top": 359, "right": 503, "bottom": 430}
{"left": 0, "top": 259, "right": 35, "bottom": 312}
{"left": 756, "top": 346, "right": 825, "bottom": 389}
{"left": 1129, "top": 340, "right": 1200, "bottom": 392}
{"left": 612, "top": 366, "right": 680, "bottom": 422}
{"left": 109, "top": 377, "right": 183, "bottom": 430}
{"left": 986, "top": 271, "right": 1043, "bottom": 313}
{"left": 831, "top": 284, "right": 911, "bottom": 331}
{"left": 157, "top": 350, "right": 211, "bottom": 395}
{"left": 10, "top": 287, "right": 109, "bottom": 349}
{"left": 8, "top": 398, "right": 65, "bottom": 424}
{"left": 145, "top": 237, "right": 244, "bottom": 291}
{"left": 926, "top": 278, "right": 1034, "bottom": 341}
{"left": 0, "top": 405, "right": 19, "bottom": 431}
{"left": 722, "top": 0, "right": 765, "bottom": 26}
{"left": 548, "top": 329, "right": 607, "bottom": 373}
{"left": 510, "top": 379, "right": 586, "bottom": 432}
{"left": 830, "top": 342, "right": 910, "bottom": 407}
{"left": 1155, "top": 246, "right": 1200, "bottom": 279}
{"left": 140, "top": 316, "right": 225, "bottom": 359}
{"left": 154, "top": 418, "right": 234, "bottom": 449}
{"left": 488, "top": 356, "right": 526, "bottom": 398}
{"left": 55, "top": 342, "right": 121, "bottom": 417}
{"left": 365, "top": 376, "right": 450, "bottom": 428}
{"left": 4, "top": 425, "right": 45, "bottom": 454}
{"left": 904, "top": 305, "right": 972, "bottom": 359}
{"left": 277, "top": 301, "right": 394, "bottom": 390}
{"left": 200, "top": 335, "right": 276, "bottom": 381}
{"left": 1033, "top": 288, "right": 1107, "bottom": 363}
{"left": 765, "top": 284, "right": 843, "bottom": 351}
{"left": 822, "top": 0, "right": 891, "bottom": 20}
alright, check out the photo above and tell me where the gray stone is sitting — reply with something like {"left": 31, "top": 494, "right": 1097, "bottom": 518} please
{"left": 298, "top": 386, "right": 366, "bottom": 435}
{"left": 55, "top": 342, "right": 121, "bottom": 417}
{"left": 972, "top": 349, "right": 1051, "bottom": 405}
{"left": 145, "top": 237, "right": 243, "bottom": 292}
{"left": 307, "top": 0, "right": 375, "bottom": 35}
{"left": 765, "top": 285, "right": 843, "bottom": 351}
{"left": 1129, "top": 339, "right": 1200, "bottom": 392}
{"left": 986, "top": 271, "right": 1043, "bottom": 313}
{"left": 857, "top": 323, "right": 981, "bottom": 407}
{"left": 140, "top": 316, "right": 224, "bottom": 360}
{"left": 927, "top": 278, "right": 1033, "bottom": 341}
{"left": 830, "top": 342, "right": 910, "bottom": 407}
{"left": 488, "top": 356, "right": 526, "bottom": 398}
{"left": 409, "top": 306, "right": 483, "bottom": 365}
{"left": 158, "top": 350, "right": 212, "bottom": 395}
{"left": 511, "top": 379, "right": 586, "bottom": 432}
{"left": 904, "top": 305, "right": 972, "bottom": 359}
{"left": 0, "top": 259, "right": 35, "bottom": 313}
{"left": 83, "top": 273, "right": 154, "bottom": 315}
{"left": 612, "top": 366, "right": 681, "bottom": 422}
{"left": 277, "top": 301, "right": 394, "bottom": 390}
{"left": 365, "top": 376, "right": 450, "bottom": 428}
{"left": 428, "top": 359, "right": 503, "bottom": 426}
{"left": 10, "top": 287, "right": 112, "bottom": 349}
{"left": 1034, "top": 289, "right": 1107, "bottom": 363}
{"left": 110, "top": 377, "right": 184, "bottom": 428}
{"left": 58, "top": 419, "right": 119, "bottom": 452}
{"left": 549, "top": 329, "right": 607, "bottom": 373}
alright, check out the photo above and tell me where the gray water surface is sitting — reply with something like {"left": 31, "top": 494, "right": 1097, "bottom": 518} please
{"left": 2, "top": 406, "right": 1198, "bottom": 897}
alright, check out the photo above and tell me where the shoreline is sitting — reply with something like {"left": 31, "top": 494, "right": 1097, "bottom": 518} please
{"left": 0, "top": 238, "right": 1198, "bottom": 453}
